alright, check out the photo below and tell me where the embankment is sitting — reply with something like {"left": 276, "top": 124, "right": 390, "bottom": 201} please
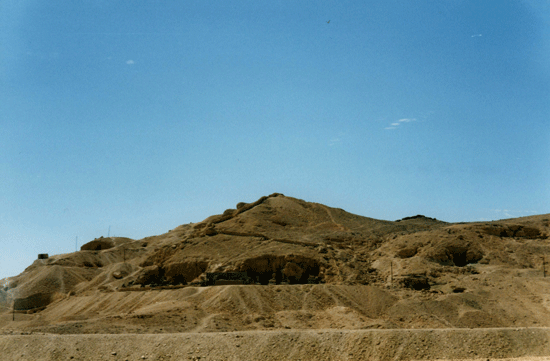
{"left": 1, "top": 327, "right": 550, "bottom": 361}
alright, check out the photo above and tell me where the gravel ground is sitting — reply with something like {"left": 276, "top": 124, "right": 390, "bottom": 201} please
{"left": 1, "top": 327, "right": 550, "bottom": 361}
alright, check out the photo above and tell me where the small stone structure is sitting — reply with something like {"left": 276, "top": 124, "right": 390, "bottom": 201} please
{"left": 37, "top": 254, "right": 49, "bottom": 260}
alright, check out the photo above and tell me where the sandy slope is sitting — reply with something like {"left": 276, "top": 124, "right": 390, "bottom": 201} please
{"left": 3, "top": 279, "right": 550, "bottom": 335}
{"left": 1, "top": 328, "right": 550, "bottom": 361}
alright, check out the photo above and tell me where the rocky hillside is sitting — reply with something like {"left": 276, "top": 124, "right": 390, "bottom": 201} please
{"left": 1, "top": 193, "right": 549, "bottom": 334}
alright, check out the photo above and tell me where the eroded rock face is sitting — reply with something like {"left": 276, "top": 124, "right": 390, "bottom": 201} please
{"left": 134, "top": 255, "right": 324, "bottom": 287}
{"left": 134, "top": 265, "right": 160, "bottom": 285}
{"left": 428, "top": 239, "right": 484, "bottom": 267}
{"left": 13, "top": 293, "right": 51, "bottom": 311}
{"left": 282, "top": 262, "right": 304, "bottom": 280}
{"left": 396, "top": 247, "right": 418, "bottom": 259}
{"left": 400, "top": 275, "right": 430, "bottom": 290}
{"left": 163, "top": 261, "right": 208, "bottom": 285}
{"left": 236, "top": 254, "right": 323, "bottom": 284}
{"left": 482, "top": 225, "right": 544, "bottom": 239}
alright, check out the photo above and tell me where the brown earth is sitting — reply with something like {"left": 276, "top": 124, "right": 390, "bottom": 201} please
{"left": 1, "top": 328, "right": 550, "bottom": 361}
{"left": 1, "top": 193, "right": 549, "bottom": 360}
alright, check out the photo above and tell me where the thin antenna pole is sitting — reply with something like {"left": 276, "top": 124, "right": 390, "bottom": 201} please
{"left": 108, "top": 226, "right": 111, "bottom": 238}
{"left": 75, "top": 236, "right": 78, "bottom": 252}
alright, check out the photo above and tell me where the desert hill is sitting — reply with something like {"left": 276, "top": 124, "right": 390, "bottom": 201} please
{"left": 1, "top": 193, "right": 550, "bottom": 337}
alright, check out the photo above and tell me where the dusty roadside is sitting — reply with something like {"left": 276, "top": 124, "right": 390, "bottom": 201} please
{"left": 1, "top": 327, "right": 549, "bottom": 361}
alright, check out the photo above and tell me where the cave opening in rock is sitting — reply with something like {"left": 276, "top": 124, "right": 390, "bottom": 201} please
{"left": 402, "top": 276, "right": 430, "bottom": 290}
{"left": 171, "top": 274, "right": 187, "bottom": 285}
{"left": 240, "top": 255, "right": 322, "bottom": 285}
{"left": 452, "top": 251, "right": 468, "bottom": 267}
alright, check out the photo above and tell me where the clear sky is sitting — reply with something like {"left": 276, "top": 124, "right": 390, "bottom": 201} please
{"left": 1, "top": 1, "right": 549, "bottom": 280}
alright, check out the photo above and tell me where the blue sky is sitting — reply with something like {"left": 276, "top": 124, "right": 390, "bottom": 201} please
{"left": 1, "top": 1, "right": 549, "bottom": 279}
